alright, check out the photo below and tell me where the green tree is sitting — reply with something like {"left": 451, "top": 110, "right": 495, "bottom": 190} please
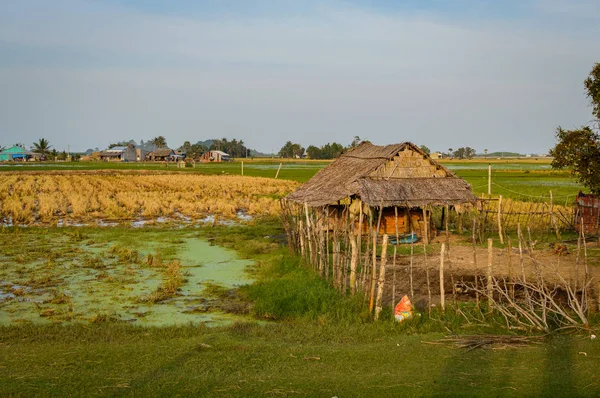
{"left": 187, "top": 144, "right": 207, "bottom": 160}
{"left": 179, "top": 141, "right": 192, "bottom": 153}
{"left": 151, "top": 136, "right": 168, "bottom": 149}
{"left": 419, "top": 145, "right": 431, "bottom": 155}
{"left": 584, "top": 62, "right": 600, "bottom": 121}
{"left": 550, "top": 126, "right": 600, "bottom": 194}
{"left": 306, "top": 145, "right": 322, "bottom": 159}
{"left": 278, "top": 141, "right": 304, "bottom": 158}
{"left": 31, "top": 138, "right": 52, "bottom": 158}
{"left": 550, "top": 63, "right": 600, "bottom": 194}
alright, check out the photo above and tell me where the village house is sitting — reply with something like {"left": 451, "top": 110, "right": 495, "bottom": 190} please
{"left": 147, "top": 148, "right": 176, "bottom": 161}
{"left": 201, "top": 150, "right": 231, "bottom": 162}
{"left": 0, "top": 146, "right": 38, "bottom": 161}
{"left": 99, "top": 145, "right": 137, "bottom": 162}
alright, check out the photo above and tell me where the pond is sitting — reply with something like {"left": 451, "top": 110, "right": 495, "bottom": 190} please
{"left": 0, "top": 230, "right": 256, "bottom": 327}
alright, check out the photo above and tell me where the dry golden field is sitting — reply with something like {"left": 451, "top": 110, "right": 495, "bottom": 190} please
{"left": 0, "top": 172, "right": 299, "bottom": 224}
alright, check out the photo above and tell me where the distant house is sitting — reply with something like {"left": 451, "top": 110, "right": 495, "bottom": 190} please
{"left": 201, "top": 150, "right": 231, "bottom": 162}
{"left": 99, "top": 145, "right": 137, "bottom": 162}
{"left": 430, "top": 152, "right": 444, "bottom": 160}
{"left": 136, "top": 148, "right": 148, "bottom": 161}
{"left": 148, "top": 148, "right": 176, "bottom": 161}
{"left": 0, "top": 146, "right": 36, "bottom": 161}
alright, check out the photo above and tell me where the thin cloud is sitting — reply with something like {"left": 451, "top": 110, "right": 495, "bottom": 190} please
{"left": 0, "top": 0, "right": 598, "bottom": 153}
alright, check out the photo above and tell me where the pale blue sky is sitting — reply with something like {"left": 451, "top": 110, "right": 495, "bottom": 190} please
{"left": 1, "top": 0, "right": 599, "bottom": 153}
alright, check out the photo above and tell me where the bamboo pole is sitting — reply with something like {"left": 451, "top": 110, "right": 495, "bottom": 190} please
{"left": 445, "top": 205, "right": 450, "bottom": 251}
{"left": 299, "top": 220, "right": 305, "bottom": 259}
{"left": 369, "top": 206, "right": 384, "bottom": 311}
{"left": 374, "top": 234, "right": 389, "bottom": 320}
{"left": 362, "top": 215, "right": 373, "bottom": 297}
{"left": 369, "top": 231, "right": 377, "bottom": 313}
{"left": 440, "top": 243, "right": 446, "bottom": 312}
{"left": 358, "top": 201, "right": 363, "bottom": 272}
{"left": 350, "top": 233, "right": 358, "bottom": 295}
{"left": 241, "top": 161, "right": 244, "bottom": 176}
{"left": 507, "top": 235, "right": 514, "bottom": 299}
{"left": 392, "top": 207, "right": 399, "bottom": 307}
{"left": 488, "top": 164, "right": 492, "bottom": 195}
{"left": 424, "top": 237, "right": 431, "bottom": 316}
{"left": 275, "top": 162, "right": 283, "bottom": 179}
{"left": 472, "top": 218, "right": 479, "bottom": 308}
{"left": 304, "top": 202, "right": 314, "bottom": 269}
{"left": 517, "top": 224, "right": 525, "bottom": 283}
{"left": 410, "top": 228, "right": 415, "bottom": 300}
{"left": 325, "top": 207, "right": 330, "bottom": 280}
{"left": 498, "top": 195, "right": 504, "bottom": 244}
{"left": 422, "top": 206, "right": 429, "bottom": 245}
{"left": 487, "top": 238, "right": 493, "bottom": 311}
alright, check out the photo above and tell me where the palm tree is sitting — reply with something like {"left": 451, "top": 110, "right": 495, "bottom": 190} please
{"left": 31, "top": 138, "right": 52, "bottom": 158}
{"left": 151, "top": 136, "right": 167, "bottom": 149}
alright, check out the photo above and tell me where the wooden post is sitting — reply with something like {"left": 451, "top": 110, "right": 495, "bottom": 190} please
{"left": 393, "top": 207, "right": 399, "bottom": 307}
{"left": 410, "top": 229, "right": 415, "bottom": 299}
{"left": 241, "top": 161, "right": 244, "bottom": 176}
{"left": 488, "top": 164, "right": 492, "bottom": 195}
{"left": 422, "top": 206, "right": 429, "bottom": 245}
{"left": 457, "top": 210, "right": 463, "bottom": 234}
{"left": 487, "top": 238, "right": 493, "bottom": 311}
{"left": 275, "top": 162, "right": 282, "bottom": 179}
{"left": 445, "top": 204, "right": 450, "bottom": 251}
{"left": 349, "top": 234, "right": 358, "bottom": 294}
{"left": 497, "top": 195, "right": 504, "bottom": 244}
{"left": 424, "top": 239, "right": 431, "bottom": 316}
{"left": 472, "top": 218, "right": 479, "bottom": 308}
{"left": 440, "top": 243, "right": 446, "bottom": 312}
{"left": 517, "top": 224, "right": 525, "bottom": 283}
{"left": 507, "top": 236, "right": 514, "bottom": 299}
{"left": 374, "top": 234, "right": 389, "bottom": 320}
{"left": 304, "top": 203, "right": 313, "bottom": 268}
{"left": 369, "top": 231, "right": 377, "bottom": 313}
{"left": 299, "top": 220, "right": 305, "bottom": 258}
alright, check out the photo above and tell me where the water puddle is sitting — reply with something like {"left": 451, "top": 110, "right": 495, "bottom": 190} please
{"left": 0, "top": 232, "right": 256, "bottom": 327}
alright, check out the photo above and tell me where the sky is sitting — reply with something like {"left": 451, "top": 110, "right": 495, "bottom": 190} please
{"left": 0, "top": 0, "right": 599, "bottom": 154}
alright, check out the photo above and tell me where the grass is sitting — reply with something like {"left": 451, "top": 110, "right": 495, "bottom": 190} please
{"left": 3, "top": 218, "right": 600, "bottom": 395}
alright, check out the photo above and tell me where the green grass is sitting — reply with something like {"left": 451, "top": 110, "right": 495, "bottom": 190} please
{"left": 2, "top": 221, "right": 600, "bottom": 396}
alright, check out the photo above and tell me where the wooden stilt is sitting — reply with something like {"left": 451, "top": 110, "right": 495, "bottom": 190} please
{"left": 374, "top": 234, "right": 389, "bottom": 320}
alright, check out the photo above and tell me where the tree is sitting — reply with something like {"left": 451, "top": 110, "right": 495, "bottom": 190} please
{"left": 151, "top": 136, "right": 168, "bottom": 149}
{"left": 187, "top": 143, "right": 207, "bottom": 160}
{"left": 278, "top": 141, "right": 304, "bottom": 158}
{"left": 350, "top": 136, "right": 363, "bottom": 148}
{"left": 550, "top": 126, "right": 600, "bottom": 194}
{"left": 550, "top": 63, "right": 600, "bottom": 194}
{"left": 584, "top": 62, "right": 600, "bottom": 122}
{"left": 419, "top": 145, "right": 431, "bottom": 155}
{"left": 179, "top": 141, "right": 192, "bottom": 153}
{"left": 306, "top": 145, "right": 322, "bottom": 159}
{"left": 108, "top": 140, "right": 136, "bottom": 149}
{"left": 31, "top": 138, "right": 52, "bottom": 158}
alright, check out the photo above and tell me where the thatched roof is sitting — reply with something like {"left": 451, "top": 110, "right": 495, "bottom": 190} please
{"left": 286, "top": 142, "right": 476, "bottom": 207}
{"left": 149, "top": 148, "right": 174, "bottom": 157}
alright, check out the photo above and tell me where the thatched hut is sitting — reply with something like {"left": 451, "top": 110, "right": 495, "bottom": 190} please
{"left": 284, "top": 142, "right": 476, "bottom": 241}
{"left": 281, "top": 142, "right": 477, "bottom": 314}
